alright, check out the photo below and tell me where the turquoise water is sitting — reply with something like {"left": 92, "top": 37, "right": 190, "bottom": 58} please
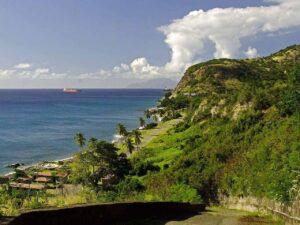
{"left": 0, "top": 89, "right": 164, "bottom": 174}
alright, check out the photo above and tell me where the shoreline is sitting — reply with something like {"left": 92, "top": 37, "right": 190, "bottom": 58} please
{"left": 2, "top": 126, "right": 147, "bottom": 177}
{"left": 2, "top": 156, "right": 75, "bottom": 177}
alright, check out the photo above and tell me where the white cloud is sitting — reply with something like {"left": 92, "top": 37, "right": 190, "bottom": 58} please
{"left": 0, "top": 69, "right": 15, "bottom": 78}
{"left": 35, "top": 68, "right": 49, "bottom": 75}
{"left": 159, "top": 0, "right": 300, "bottom": 72}
{"left": 245, "top": 47, "right": 259, "bottom": 58}
{"left": 2, "top": 0, "right": 300, "bottom": 86}
{"left": 130, "top": 58, "right": 160, "bottom": 76}
{"left": 14, "top": 63, "right": 32, "bottom": 69}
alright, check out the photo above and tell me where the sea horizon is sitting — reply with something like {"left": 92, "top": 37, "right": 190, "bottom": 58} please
{"left": 0, "top": 89, "right": 164, "bottom": 175}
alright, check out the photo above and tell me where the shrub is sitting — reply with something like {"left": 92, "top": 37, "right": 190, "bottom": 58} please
{"left": 131, "top": 161, "right": 160, "bottom": 176}
{"left": 174, "top": 122, "right": 190, "bottom": 133}
{"left": 169, "top": 184, "right": 202, "bottom": 203}
{"left": 145, "top": 123, "right": 158, "bottom": 129}
{"left": 115, "top": 177, "right": 145, "bottom": 195}
{"left": 254, "top": 90, "right": 273, "bottom": 110}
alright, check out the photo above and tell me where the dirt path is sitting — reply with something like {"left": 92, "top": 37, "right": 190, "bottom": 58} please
{"left": 135, "top": 208, "right": 280, "bottom": 225}
{"left": 140, "top": 118, "right": 183, "bottom": 147}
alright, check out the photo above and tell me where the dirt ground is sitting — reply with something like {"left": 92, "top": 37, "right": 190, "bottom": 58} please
{"left": 123, "top": 208, "right": 282, "bottom": 225}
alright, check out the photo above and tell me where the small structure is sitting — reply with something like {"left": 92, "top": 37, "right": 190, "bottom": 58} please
{"left": 138, "top": 126, "right": 145, "bottom": 130}
{"left": 33, "top": 171, "right": 67, "bottom": 178}
{"left": 101, "top": 174, "right": 117, "bottom": 187}
{"left": 9, "top": 182, "right": 45, "bottom": 191}
{"left": 35, "top": 177, "right": 51, "bottom": 183}
{"left": 16, "top": 176, "right": 33, "bottom": 184}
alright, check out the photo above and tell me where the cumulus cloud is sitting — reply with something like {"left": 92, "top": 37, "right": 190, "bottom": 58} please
{"left": 245, "top": 47, "right": 259, "bottom": 58}
{"left": 159, "top": 0, "right": 300, "bottom": 72}
{"left": 14, "top": 63, "right": 32, "bottom": 69}
{"left": 0, "top": 67, "right": 67, "bottom": 80}
{"left": 130, "top": 58, "right": 159, "bottom": 76}
{"left": 2, "top": 0, "right": 300, "bottom": 84}
{"left": 0, "top": 69, "right": 15, "bottom": 78}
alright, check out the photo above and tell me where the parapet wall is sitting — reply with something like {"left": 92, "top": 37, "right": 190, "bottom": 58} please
{"left": 221, "top": 196, "right": 300, "bottom": 225}
{"left": 8, "top": 202, "right": 205, "bottom": 225}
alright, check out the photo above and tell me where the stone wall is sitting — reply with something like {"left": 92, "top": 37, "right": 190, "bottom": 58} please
{"left": 8, "top": 202, "right": 205, "bottom": 225}
{"left": 221, "top": 196, "right": 300, "bottom": 225}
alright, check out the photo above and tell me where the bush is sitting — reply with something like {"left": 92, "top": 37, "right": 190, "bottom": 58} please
{"left": 254, "top": 90, "right": 273, "bottom": 110}
{"left": 169, "top": 184, "right": 202, "bottom": 203}
{"left": 115, "top": 177, "right": 145, "bottom": 195}
{"left": 145, "top": 123, "right": 158, "bottom": 129}
{"left": 159, "top": 95, "right": 189, "bottom": 110}
{"left": 131, "top": 161, "right": 160, "bottom": 176}
{"left": 277, "top": 89, "right": 299, "bottom": 116}
{"left": 174, "top": 122, "right": 190, "bottom": 133}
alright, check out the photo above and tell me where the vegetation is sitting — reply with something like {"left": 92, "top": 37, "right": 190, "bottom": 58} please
{"left": 74, "top": 133, "right": 86, "bottom": 149}
{"left": 116, "top": 123, "right": 128, "bottom": 136}
{"left": 132, "top": 130, "right": 142, "bottom": 148}
{"left": 1, "top": 44, "right": 299, "bottom": 217}
{"left": 70, "top": 139, "right": 131, "bottom": 191}
{"left": 134, "top": 45, "right": 300, "bottom": 203}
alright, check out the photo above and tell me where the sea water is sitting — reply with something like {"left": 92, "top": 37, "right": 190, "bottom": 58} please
{"left": 0, "top": 89, "right": 164, "bottom": 174}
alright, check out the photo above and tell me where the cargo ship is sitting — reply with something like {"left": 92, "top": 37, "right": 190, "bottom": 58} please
{"left": 63, "top": 88, "right": 81, "bottom": 93}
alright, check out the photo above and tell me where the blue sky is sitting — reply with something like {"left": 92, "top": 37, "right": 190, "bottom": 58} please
{"left": 0, "top": 0, "right": 299, "bottom": 88}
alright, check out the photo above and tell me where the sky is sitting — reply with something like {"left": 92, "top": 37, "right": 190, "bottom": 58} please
{"left": 0, "top": 0, "right": 299, "bottom": 88}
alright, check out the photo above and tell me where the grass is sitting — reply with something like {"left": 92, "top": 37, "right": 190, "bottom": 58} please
{"left": 133, "top": 120, "right": 200, "bottom": 168}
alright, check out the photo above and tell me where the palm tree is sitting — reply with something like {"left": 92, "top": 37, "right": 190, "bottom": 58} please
{"left": 144, "top": 109, "right": 151, "bottom": 119}
{"left": 88, "top": 137, "right": 98, "bottom": 149}
{"left": 132, "top": 130, "right": 142, "bottom": 149}
{"left": 139, "top": 117, "right": 146, "bottom": 128}
{"left": 124, "top": 138, "right": 134, "bottom": 154}
{"left": 116, "top": 123, "right": 128, "bottom": 136}
{"left": 74, "top": 133, "right": 86, "bottom": 149}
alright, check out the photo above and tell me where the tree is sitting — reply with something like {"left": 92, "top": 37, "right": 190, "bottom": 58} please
{"left": 132, "top": 130, "right": 142, "bottom": 149}
{"left": 88, "top": 137, "right": 98, "bottom": 147}
{"left": 139, "top": 117, "right": 146, "bottom": 127}
{"left": 144, "top": 109, "right": 151, "bottom": 119}
{"left": 116, "top": 123, "right": 128, "bottom": 136}
{"left": 71, "top": 140, "right": 130, "bottom": 191}
{"left": 74, "top": 133, "right": 86, "bottom": 149}
{"left": 124, "top": 138, "right": 135, "bottom": 154}
{"left": 278, "top": 66, "right": 300, "bottom": 116}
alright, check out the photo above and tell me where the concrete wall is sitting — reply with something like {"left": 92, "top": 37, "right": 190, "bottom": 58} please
{"left": 8, "top": 202, "right": 205, "bottom": 225}
{"left": 220, "top": 196, "right": 300, "bottom": 225}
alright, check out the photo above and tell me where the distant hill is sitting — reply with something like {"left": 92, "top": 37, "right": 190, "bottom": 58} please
{"left": 127, "top": 78, "right": 178, "bottom": 89}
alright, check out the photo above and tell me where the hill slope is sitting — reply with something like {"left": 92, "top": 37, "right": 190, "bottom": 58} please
{"left": 132, "top": 45, "right": 300, "bottom": 203}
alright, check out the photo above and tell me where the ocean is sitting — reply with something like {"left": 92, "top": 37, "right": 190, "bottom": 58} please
{"left": 0, "top": 89, "right": 164, "bottom": 174}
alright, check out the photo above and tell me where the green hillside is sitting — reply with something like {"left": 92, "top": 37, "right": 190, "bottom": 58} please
{"left": 132, "top": 45, "right": 300, "bottom": 203}
{"left": 2, "top": 45, "right": 299, "bottom": 216}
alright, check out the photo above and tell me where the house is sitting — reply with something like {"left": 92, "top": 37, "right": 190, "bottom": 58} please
{"left": 33, "top": 171, "right": 67, "bottom": 178}
{"left": 16, "top": 176, "right": 33, "bottom": 184}
{"left": 9, "top": 182, "right": 45, "bottom": 191}
{"left": 35, "top": 177, "right": 51, "bottom": 183}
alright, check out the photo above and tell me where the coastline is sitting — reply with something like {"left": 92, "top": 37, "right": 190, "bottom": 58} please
{"left": 0, "top": 88, "right": 165, "bottom": 178}
{"left": 3, "top": 156, "right": 75, "bottom": 177}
